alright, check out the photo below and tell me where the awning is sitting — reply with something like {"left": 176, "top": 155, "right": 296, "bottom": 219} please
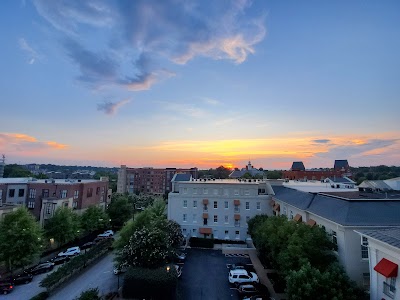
{"left": 306, "top": 219, "right": 316, "bottom": 227}
{"left": 202, "top": 213, "right": 209, "bottom": 219}
{"left": 234, "top": 214, "right": 241, "bottom": 220}
{"left": 203, "top": 199, "right": 209, "bottom": 205}
{"left": 273, "top": 204, "right": 280, "bottom": 212}
{"left": 234, "top": 200, "right": 240, "bottom": 206}
{"left": 294, "top": 214, "right": 302, "bottom": 222}
{"left": 269, "top": 199, "right": 275, "bottom": 207}
{"left": 199, "top": 227, "right": 212, "bottom": 234}
{"left": 374, "top": 258, "right": 398, "bottom": 278}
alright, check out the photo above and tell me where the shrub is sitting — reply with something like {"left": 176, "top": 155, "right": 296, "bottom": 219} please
{"left": 40, "top": 239, "right": 112, "bottom": 290}
{"left": 30, "top": 291, "right": 49, "bottom": 300}
{"left": 189, "top": 237, "right": 214, "bottom": 248}
{"left": 74, "top": 288, "right": 100, "bottom": 300}
{"left": 122, "top": 265, "right": 178, "bottom": 300}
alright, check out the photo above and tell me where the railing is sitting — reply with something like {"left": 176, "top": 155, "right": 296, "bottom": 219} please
{"left": 383, "top": 282, "right": 396, "bottom": 299}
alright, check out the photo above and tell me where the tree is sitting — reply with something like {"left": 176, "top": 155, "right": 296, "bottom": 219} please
{"left": 44, "top": 207, "right": 80, "bottom": 246}
{"left": 80, "top": 205, "right": 109, "bottom": 234}
{"left": 3, "top": 164, "right": 32, "bottom": 178}
{"left": 74, "top": 288, "right": 100, "bottom": 300}
{"left": 107, "top": 193, "right": 132, "bottom": 228}
{"left": 286, "top": 262, "right": 368, "bottom": 300}
{"left": 247, "top": 214, "right": 268, "bottom": 237}
{"left": 0, "top": 207, "right": 43, "bottom": 271}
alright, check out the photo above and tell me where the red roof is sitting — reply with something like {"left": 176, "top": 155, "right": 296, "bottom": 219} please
{"left": 374, "top": 258, "right": 398, "bottom": 278}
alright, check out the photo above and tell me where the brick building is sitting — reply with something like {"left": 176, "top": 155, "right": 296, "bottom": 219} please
{"left": 117, "top": 165, "right": 198, "bottom": 195}
{"left": 282, "top": 159, "right": 351, "bottom": 181}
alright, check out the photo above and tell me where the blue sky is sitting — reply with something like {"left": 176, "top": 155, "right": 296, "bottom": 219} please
{"left": 1, "top": 0, "right": 399, "bottom": 169}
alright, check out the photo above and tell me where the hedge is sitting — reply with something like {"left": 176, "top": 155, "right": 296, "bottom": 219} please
{"left": 40, "top": 239, "right": 112, "bottom": 291}
{"left": 122, "top": 265, "right": 178, "bottom": 300}
{"left": 30, "top": 291, "right": 49, "bottom": 300}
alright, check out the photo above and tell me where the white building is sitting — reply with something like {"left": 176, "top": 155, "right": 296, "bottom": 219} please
{"left": 356, "top": 228, "right": 400, "bottom": 300}
{"left": 168, "top": 177, "right": 274, "bottom": 241}
{"left": 270, "top": 183, "right": 400, "bottom": 288}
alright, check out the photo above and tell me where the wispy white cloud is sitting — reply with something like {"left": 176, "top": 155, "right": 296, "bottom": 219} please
{"left": 159, "top": 101, "right": 207, "bottom": 118}
{"left": 97, "top": 98, "right": 131, "bottom": 115}
{"left": 18, "top": 38, "right": 40, "bottom": 64}
{"left": 202, "top": 97, "right": 221, "bottom": 106}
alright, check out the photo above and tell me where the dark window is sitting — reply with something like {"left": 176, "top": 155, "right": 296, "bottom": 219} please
{"left": 42, "top": 189, "right": 49, "bottom": 198}
{"left": 9, "top": 189, "right": 15, "bottom": 197}
{"left": 87, "top": 188, "right": 93, "bottom": 197}
{"left": 18, "top": 189, "right": 24, "bottom": 197}
{"left": 96, "top": 187, "right": 100, "bottom": 195}
{"left": 203, "top": 218, "right": 208, "bottom": 225}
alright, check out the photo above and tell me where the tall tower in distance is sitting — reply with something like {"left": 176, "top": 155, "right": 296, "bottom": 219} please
{"left": 0, "top": 154, "right": 5, "bottom": 178}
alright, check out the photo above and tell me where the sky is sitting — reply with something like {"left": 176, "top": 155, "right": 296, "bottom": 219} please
{"left": 1, "top": 0, "right": 399, "bottom": 170}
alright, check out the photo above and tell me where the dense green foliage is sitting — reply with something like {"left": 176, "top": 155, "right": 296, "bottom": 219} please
{"left": 29, "top": 291, "right": 49, "bottom": 300}
{"left": 74, "top": 288, "right": 101, "bottom": 300}
{"left": 352, "top": 165, "right": 400, "bottom": 184}
{"left": 107, "top": 193, "right": 133, "bottom": 228}
{"left": 40, "top": 239, "right": 112, "bottom": 290}
{"left": 44, "top": 207, "right": 80, "bottom": 246}
{"left": 122, "top": 265, "right": 178, "bottom": 300}
{"left": 3, "top": 164, "right": 33, "bottom": 177}
{"left": 0, "top": 207, "right": 43, "bottom": 270}
{"left": 248, "top": 215, "right": 367, "bottom": 299}
{"left": 80, "top": 205, "right": 109, "bottom": 234}
{"left": 198, "top": 165, "right": 232, "bottom": 179}
{"left": 265, "top": 170, "right": 283, "bottom": 179}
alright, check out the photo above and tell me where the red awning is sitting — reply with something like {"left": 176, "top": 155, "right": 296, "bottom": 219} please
{"left": 202, "top": 213, "right": 209, "bottom": 219}
{"left": 306, "top": 219, "right": 316, "bottom": 227}
{"left": 294, "top": 214, "right": 302, "bottom": 222}
{"left": 273, "top": 204, "right": 280, "bottom": 212}
{"left": 199, "top": 227, "right": 212, "bottom": 234}
{"left": 234, "top": 200, "right": 240, "bottom": 206}
{"left": 374, "top": 258, "right": 398, "bottom": 278}
{"left": 203, "top": 199, "right": 209, "bottom": 205}
{"left": 234, "top": 214, "right": 241, "bottom": 220}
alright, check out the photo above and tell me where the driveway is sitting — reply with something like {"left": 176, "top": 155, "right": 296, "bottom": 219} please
{"left": 176, "top": 248, "right": 253, "bottom": 300}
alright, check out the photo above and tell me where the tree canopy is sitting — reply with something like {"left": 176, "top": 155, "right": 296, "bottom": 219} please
{"left": 0, "top": 207, "right": 43, "bottom": 270}
{"left": 107, "top": 193, "right": 133, "bottom": 228}
{"left": 80, "top": 205, "right": 109, "bottom": 234}
{"left": 44, "top": 207, "right": 80, "bottom": 246}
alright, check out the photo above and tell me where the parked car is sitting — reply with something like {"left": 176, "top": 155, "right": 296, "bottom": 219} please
{"left": 51, "top": 255, "right": 70, "bottom": 265}
{"left": 81, "top": 241, "right": 95, "bottom": 250}
{"left": 173, "top": 251, "right": 186, "bottom": 263}
{"left": 113, "top": 264, "right": 128, "bottom": 275}
{"left": 237, "top": 284, "right": 260, "bottom": 297}
{"left": 97, "top": 230, "right": 114, "bottom": 238}
{"left": 7, "top": 273, "right": 33, "bottom": 285}
{"left": 229, "top": 269, "right": 259, "bottom": 285}
{"left": 0, "top": 283, "right": 13, "bottom": 295}
{"left": 26, "top": 262, "right": 55, "bottom": 275}
{"left": 58, "top": 246, "right": 80, "bottom": 257}
{"left": 174, "top": 265, "right": 182, "bottom": 278}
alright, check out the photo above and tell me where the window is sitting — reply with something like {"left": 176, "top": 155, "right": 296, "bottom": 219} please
{"left": 224, "top": 215, "right": 229, "bottom": 223}
{"left": 0, "top": 190, "right": 2, "bottom": 202}
{"left": 214, "top": 201, "right": 218, "bottom": 209}
{"left": 235, "top": 220, "right": 240, "bottom": 227}
{"left": 224, "top": 201, "right": 229, "bottom": 209}
{"left": 87, "top": 188, "right": 93, "bottom": 197}
{"left": 96, "top": 187, "right": 100, "bottom": 195}
{"left": 193, "top": 188, "right": 197, "bottom": 194}
{"left": 193, "top": 214, "right": 197, "bottom": 223}
{"left": 74, "top": 190, "right": 79, "bottom": 199}
{"left": 192, "top": 229, "right": 197, "bottom": 236}
{"left": 224, "top": 189, "right": 228, "bottom": 196}
{"left": 203, "top": 204, "right": 208, "bottom": 211}
{"left": 244, "top": 189, "right": 250, "bottom": 195}
{"left": 203, "top": 218, "right": 208, "bottom": 225}
{"left": 42, "top": 189, "right": 49, "bottom": 198}
{"left": 183, "top": 188, "right": 188, "bottom": 194}
{"left": 245, "top": 202, "right": 249, "bottom": 210}
{"left": 246, "top": 216, "right": 250, "bottom": 223}
{"left": 28, "top": 201, "right": 35, "bottom": 208}
{"left": 9, "top": 189, "right": 15, "bottom": 197}
{"left": 183, "top": 200, "right": 188, "bottom": 208}
{"left": 18, "top": 189, "right": 24, "bottom": 197}
{"left": 73, "top": 201, "right": 78, "bottom": 208}
{"left": 225, "top": 230, "right": 229, "bottom": 239}
{"left": 283, "top": 206, "right": 287, "bottom": 215}
{"left": 384, "top": 277, "right": 396, "bottom": 296}
{"left": 361, "top": 237, "right": 368, "bottom": 259}
{"left": 46, "top": 204, "right": 52, "bottom": 214}
{"left": 193, "top": 200, "right": 197, "bottom": 208}
{"left": 331, "top": 231, "right": 337, "bottom": 247}
{"left": 60, "top": 190, "right": 67, "bottom": 198}
{"left": 256, "top": 202, "right": 261, "bottom": 210}
{"left": 289, "top": 210, "right": 293, "bottom": 220}
{"left": 203, "top": 188, "right": 208, "bottom": 194}
{"left": 182, "top": 228, "right": 187, "bottom": 236}
{"left": 29, "top": 188, "right": 36, "bottom": 199}
{"left": 362, "top": 273, "right": 370, "bottom": 289}
{"left": 63, "top": 202, "right": 69, "bottom": 207}
{"left": 213, "top": 189, "right": 218, "bottom": 195}
{"left": 214, "top": 215, "right": 218, "bottom": 223}
{"left": 234, "top": 205, "right": 239, "bottom": 213}
{"left": 234, "top": 189, "right": 239, "bottom": 195}
{"left": 235, "top": 230, "right": 240, "bottom": 239}
{"left": 183, "top": 214, "right": 187, "bottom": 222}
{"left": 101, "top": 186, "right": 105, "bottom": 194}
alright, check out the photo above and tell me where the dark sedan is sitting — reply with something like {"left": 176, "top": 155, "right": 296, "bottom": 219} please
{"left": 0, "top": 283, "right": 13, "bottom": 295}
{"left": 26, "top": 262, "right": 55, "bottom": 275}
{"left": 51, "top": 255, "right": 70, "bottom": 265}
{"left": 5, "top": 273, "right": 33, "bottom": 285}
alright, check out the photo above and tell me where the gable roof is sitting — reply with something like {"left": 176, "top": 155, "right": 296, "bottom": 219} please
{"left": 291, "top": 161, "right": 305, "bottom": 171}
{"left": 334, "top": 159, "right": 349, "bottom": 170}
{"left": 356, "top": 228, "right": 400, "bottom": 250}
{"left": 171, "top": 173, "right": 192, "bottom": 182}
{"left": 272, "top": 186, "right": 400, "bottom": 227}
{"left": 327, "top": 177, "right": 355, "bottom": 184}
{"left": 359, "top": 180, "right": 392, "bottom": 191}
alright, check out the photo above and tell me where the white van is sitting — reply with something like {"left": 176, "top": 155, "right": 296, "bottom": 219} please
{"left": 228, "top": 269, "right": 259, "bottom": 284}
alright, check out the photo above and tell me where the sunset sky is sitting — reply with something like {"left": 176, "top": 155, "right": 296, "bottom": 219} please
{"left": 1, "top": 1, "right": 399, "bottom": 170}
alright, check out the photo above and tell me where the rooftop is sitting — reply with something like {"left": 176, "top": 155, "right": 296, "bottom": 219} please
{"left": 0, "top": 178, "right": 102, "bottom": 185}
{"left": 281, "top": 180, "right": 358, "bottom": 193}
{"left": 356, "top": 228, "right": 400, "bottom": 250}
{"left": 179, "top": 178, "right": 267, "bottom": 185}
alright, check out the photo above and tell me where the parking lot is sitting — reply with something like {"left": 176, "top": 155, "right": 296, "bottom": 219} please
{"left": 176, "top": 248, "right": 254, "bottom": 300}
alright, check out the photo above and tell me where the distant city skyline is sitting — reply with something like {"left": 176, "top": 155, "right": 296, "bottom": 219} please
{"left": 1, "top": 1, "right": 399, "bottom": 169}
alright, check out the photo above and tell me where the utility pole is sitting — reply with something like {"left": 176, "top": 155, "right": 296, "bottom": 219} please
{"left": 0, "top": 154, "right": 5, "bottom": 178}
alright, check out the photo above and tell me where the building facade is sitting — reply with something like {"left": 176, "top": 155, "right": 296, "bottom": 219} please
{"left": 356, "top": 228, "right": 400, "bottom": 300}
{"left": 270, "top": 184, "right": 400, "bottom": 288}
{"left": 168, "top": 178, "right": 274, "bottom": 241}
{"left": 117, "top": 165, "right": 198, "bottom": 195}
{"left": 0, "top": 178, "right": 110, "bottom": 221}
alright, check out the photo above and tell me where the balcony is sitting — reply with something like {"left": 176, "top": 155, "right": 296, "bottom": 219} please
{"left": 383, "top": 282, "right": 396, "bottom": 299}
